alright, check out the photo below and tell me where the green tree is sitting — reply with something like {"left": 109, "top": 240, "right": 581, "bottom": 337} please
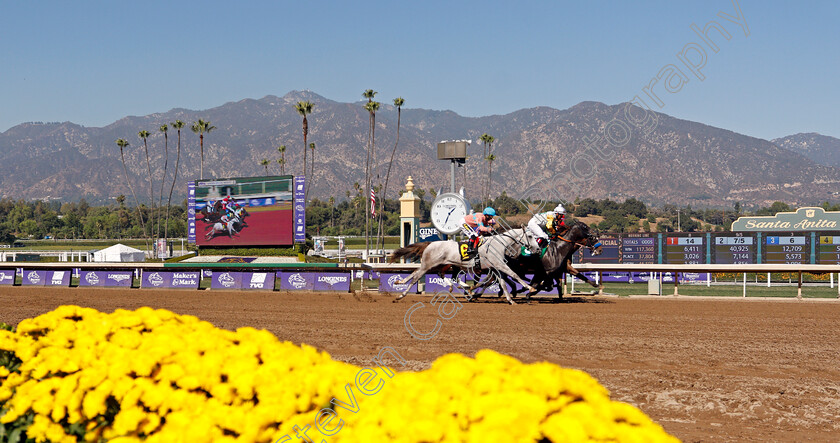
{"left": 191, "top": 119, "right": 216, "bottom": 180}
{"left": 362, "top": 95, "right": 380, "bottom": 256}
{"left": 138, "top": 130, "right": 154, "bottom": 239}
{"left": 378, "top": 97, "right": 405, "bottom": 251}
{"left": 260, "top": 159, "right": 270, "bottom": 176}
{"left": 486, "top": 153, "right": 497, "bottom": 201}
{"left": 620, "top": 197, "right": 647, "bottom": 218}
{"left": 156, "top": 124, "right": 169, "bottom": 241}
{"left": 277, "top": 145, "right": 287, "bottom": 175}
{"left": 294, "top": 101, "right": 314, "bottom": 183}
{"left": 309, "top": 142, "right": 316, "bottom": 193}
{"left": 116, "top": 138, "right": 149, "bottom": 251}
{"left": 165, "top": 120, "right": 186, "bottom": 242}
{"left": 479, "top": 133, "right": 495, "bottom": 202}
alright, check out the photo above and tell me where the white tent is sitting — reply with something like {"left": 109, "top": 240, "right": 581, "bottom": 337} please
{"left": 93, "top": 244, "right": 146, "bottom": 262}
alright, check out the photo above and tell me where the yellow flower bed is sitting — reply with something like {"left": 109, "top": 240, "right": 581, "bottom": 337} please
{"left": 0, "top": 306, "right": 677, "bottom": 442}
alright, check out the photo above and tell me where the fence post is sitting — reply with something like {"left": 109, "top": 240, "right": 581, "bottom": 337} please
{"left": 767, "top": 272, "right": 771, "bottom": 288}
{"left": 797, "top": 271, "right": 803, "bottom": 299}
{"left": 742, "top": 273, "right": 746, "bottom": 298}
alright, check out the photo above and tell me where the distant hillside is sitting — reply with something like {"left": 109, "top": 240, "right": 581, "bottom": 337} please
{"left": 772, "top": 133, "right": 840, "bottom": 167}
{"left": 1, "top": 90, "right": 839, "bottom": 207}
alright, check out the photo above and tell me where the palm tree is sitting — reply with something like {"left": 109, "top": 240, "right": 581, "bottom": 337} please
{"left": 486, "top": 153, "right": 497, "bottom": 201}
{"left": 138, "top": 130, "right": 154, "bottom": 241}
{"left": 308, "top": 142, "right": 316, "bottom": 199}
{"left": 363, "top": 99, "right": 380, "bottom": 256}
{"left": 116, "top": 138, "right": 149, "bottom": 253}
{"left": 191, "top": 119, "right": 216, "bottom": 180}
{"left": 260, "top": 159, "right": 270, "bottom": 176}
{"left": 377, "top": 96, "right": 405, "bottom": 250}
{"left": 479, "top": 133, "right": 495, "bottom": 203}
{"left": 277, "top": 145, "right": 287, "bottom": 175}
{"left": 294, "top": 101, "right": 314, "bottom": 182}
{"left": 165, "top": 120, "right": 185, "bottom": 242}
{"left": 157, "top": 124, "right": 169, "bottom": 241}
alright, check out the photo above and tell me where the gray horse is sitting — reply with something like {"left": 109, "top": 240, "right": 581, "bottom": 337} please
{"left": 389, "top": 233, "right": 537, "bottom": 304}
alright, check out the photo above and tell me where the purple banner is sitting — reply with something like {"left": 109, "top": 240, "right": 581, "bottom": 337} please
{"left": 202, "top": 269, "right": 213, "bottom": 278}
{"left": 211, "top": 271, "right": 243, "bottom": 289}
{"left": 141, "top": 271, "right": 200, "bottom": 289}
{"left": 599, "top": 272, "right": 631, "bottom": 283}
{"left": 188, "top": 181, "right": 196, "bottom": 243}
{"left": 379, "top": 273, "right": 418, "bottom": 293}
{"left": 278, "top": 271, "right": 315, "bottom": 290}
{"left": 47, "top": 271, "right": 70, "bottom": 286}
{"left": 80, "top": 270, "right": 134, "bottom": 287}
{"left": 0, "top": 270, "right": 14, "bottom": 285}
{"left": 22, "top": 270, "right": 47, "bottom": 286}
{"left": 313, "top": 272, "right": 351, "bottom": 291}
{"left": 293, "top": 176, "right": 306, "bottom": 243}
{"left": 243, "top": 272, "right": 274, "bottom": 290}
{"left": 424, "top": 274, "right": 464, "bottom": 292}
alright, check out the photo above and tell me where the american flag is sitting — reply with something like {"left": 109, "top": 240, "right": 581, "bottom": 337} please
{"left": 370, "top": 187, "right": 376, "bottom": 216}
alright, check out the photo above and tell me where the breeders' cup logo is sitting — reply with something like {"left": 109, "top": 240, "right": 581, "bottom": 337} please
{"left": 317, "top": 275, "right": 348, "bottom": 286}
{"left": 108, "top": 274, "right": 131, "bottom": 283}
{"left": 295, "top": 204, "right": 304, "bottom": 212}
{"left": 287, "top": 273, "right": 307, "bottom": 289}
{"left": 147, "top": 272, "right": 165, "bottom": 287}
{"left": 217, "top": 272, "right": 237, "bottom": 288}
{"left": 387, "top": 275, "right": 410, "bottom": 291}
{"left": 85, "top": 272, "right": 100, "bottom": 285}
{"left": 27, "top": 271, "right": 41, "bottom": 284}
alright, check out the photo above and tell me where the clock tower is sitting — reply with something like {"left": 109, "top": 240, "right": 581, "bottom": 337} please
{"left": 399, "top": 176, "right": 421, "bottom": 249}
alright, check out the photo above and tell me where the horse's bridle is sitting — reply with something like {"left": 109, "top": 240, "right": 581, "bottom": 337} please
{"left": 554, "top": 228, "right": 602, "bottom": 251}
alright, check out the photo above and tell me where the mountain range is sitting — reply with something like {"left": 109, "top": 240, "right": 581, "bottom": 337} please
{"left": 1, "top": 90, "right": 838, "bottom": 208}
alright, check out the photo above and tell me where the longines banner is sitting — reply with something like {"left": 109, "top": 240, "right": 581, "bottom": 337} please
{"left": 731, "top": 207, "right": 840, "bottom": 232}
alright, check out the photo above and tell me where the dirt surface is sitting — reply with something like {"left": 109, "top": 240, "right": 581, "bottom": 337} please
{"left": 2, "top": 286, "right": 840, "bottom": 442}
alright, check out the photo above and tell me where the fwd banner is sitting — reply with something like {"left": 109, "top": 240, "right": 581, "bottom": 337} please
{"left": 79, "top": 270, "right": 134, "bottom": 287}
{"left": 21, "top": 270, "right": 71, "bottom": 286}
{"left": 141, "top": 271, "right": 200, "bottom": 289}
{"left": 210, "top": 271, "right": 275, "bottom": 290}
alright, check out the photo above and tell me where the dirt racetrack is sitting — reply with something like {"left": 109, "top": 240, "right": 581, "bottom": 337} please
{"left": 2, "top": 286, "right": 839, "bottom": 442}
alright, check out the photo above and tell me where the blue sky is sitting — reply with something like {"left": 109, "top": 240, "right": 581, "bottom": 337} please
{"left": 0, "top": 0, "right": 837, "bottom": 139}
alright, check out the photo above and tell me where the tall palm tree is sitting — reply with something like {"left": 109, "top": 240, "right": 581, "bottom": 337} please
{"left": 191, "top": 119, "right": 216, "bottom": 180}
{"left": 277, "top": 145, "right": 287, "bottom": 175}
{"left": 138, "top": 130, "right": 154, "bottom": 241}
{"left": 260, "top": 159, "right": 270, "bottom": 176}
{"left": 294, "top": 101, "right": 314, "bottom": 182}
{"left": 377, "top": 96, "right": 405, "bottom": 250}
{"left": 165, "top": 120, "right": 185, "bottom": 242}
{"left": 363, "top": 99, "right": 380, "bottom": 256}
{"left": 479, "top": 133, "right": 495, "bottom": 203}
{"left": 157, "top": 124, "right": 169, "bottom": 241}
{"left": 308, "top": 142, "right": 316, "bottom": 199}
{"left": 116, "top": 138, "right": 149, "bottom": 253}
{"left": 486, "top": 153, "right": 497, "bottom": 201}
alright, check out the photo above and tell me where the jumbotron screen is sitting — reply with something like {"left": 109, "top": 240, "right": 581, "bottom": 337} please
{"left": 191, "top": 175, "right": 294, "bottom": 246}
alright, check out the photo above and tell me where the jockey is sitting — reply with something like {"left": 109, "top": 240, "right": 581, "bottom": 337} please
{"left": 462, "top": 207, "right": 497, "bottom": 254}
{"left": 526, "top": 203, "right": 566, "bottom": 251}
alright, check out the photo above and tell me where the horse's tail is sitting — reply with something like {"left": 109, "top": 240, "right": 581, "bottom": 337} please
{"left": 389, "top": 242, "right": 431, "bottom": 263}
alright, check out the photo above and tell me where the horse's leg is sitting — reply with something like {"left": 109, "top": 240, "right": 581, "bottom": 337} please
{"left": 395, "top": 263, "right": 432, "bottom": 301}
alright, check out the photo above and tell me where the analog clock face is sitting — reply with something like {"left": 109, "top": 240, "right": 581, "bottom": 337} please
{"left": 431, "top": 194, "right": 471, "bottom": 235}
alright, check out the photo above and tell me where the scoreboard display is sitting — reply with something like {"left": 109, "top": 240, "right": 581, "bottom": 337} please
{"left": 664, "top": 235, "right": 704, "bottom": 264}
{"left": 818, "top": 235, "right": 840, "bottom": 264}
{"left": 713, "top": 234, "right": 756, "bottom": 264}
{"left": 764, "top": 234, "right": 810, "bottom": 264}
{"left": 620, "top": 235, "right": 656, "bottom": 264}
{"left": 579, "top": 236, "right": 620, "bottom": 264}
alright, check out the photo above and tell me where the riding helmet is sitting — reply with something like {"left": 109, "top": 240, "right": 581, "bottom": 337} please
{"left": 483, "top": 207, "right": 496, "bottom": 217}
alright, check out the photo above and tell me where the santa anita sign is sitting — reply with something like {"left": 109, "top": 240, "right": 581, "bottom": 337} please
{"left": 732, "top": 207, "right": 840, "bottom": 231}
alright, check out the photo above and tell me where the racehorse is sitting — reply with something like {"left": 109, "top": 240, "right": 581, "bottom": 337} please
{"left": 389, "top": 233, "right": 538, "bottom": 304}
{"left": 474, "top": 222, "right": 604, "bottom": 299}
